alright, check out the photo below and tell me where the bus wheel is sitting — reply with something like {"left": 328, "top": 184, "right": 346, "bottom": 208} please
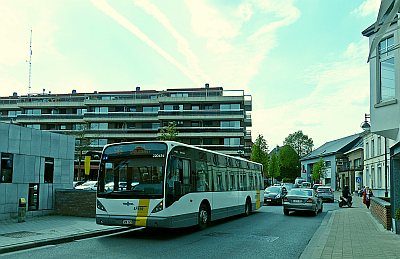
{"left": 244, "top": 199, "right": 252, "bottom": 216}
{"left": 198, "top": 203, "right": 209, "bottom": 230}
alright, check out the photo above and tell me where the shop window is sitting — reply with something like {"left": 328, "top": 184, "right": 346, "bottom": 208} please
{"left": 0, "top": 153, "right": 13, "bottom": 183}
{"left": 44, "top": 158, "right": 54, "bottom": 183}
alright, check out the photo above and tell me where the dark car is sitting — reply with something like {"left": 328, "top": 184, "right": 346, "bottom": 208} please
{"left": 264, "top": 186, "right": 287, "bottom": 205}
{"left": 316, "top": 186, "right": 334, "bottom": 203}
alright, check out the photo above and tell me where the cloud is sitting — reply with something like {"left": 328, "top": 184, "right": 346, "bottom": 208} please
{"left": 252, "top": 39, "right": 370, "bottom": 149}
{"left": 132, "top": 0, "right": 208, "bottom": 84}
{"left": 352, "top": 0, "right": 380, "bottom": 17}
{"left": 185, "top": 0, "right": 300, "bottom": 91}
{"left": 91, "top": 0, "right": 202, "bottom": 86}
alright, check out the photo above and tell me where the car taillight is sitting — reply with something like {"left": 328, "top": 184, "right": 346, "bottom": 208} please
{"left": 306, "top": 198, "right": 314, "bottom": 203}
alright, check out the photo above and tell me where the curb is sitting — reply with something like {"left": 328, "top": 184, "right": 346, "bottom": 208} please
{"left": 299, "top": 210, "right": 335, "bottom": 259}
{"left": 0, "top": 227, "right": 130, "bottom": 254}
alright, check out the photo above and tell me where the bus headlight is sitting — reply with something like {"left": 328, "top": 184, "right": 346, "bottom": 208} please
{"left": 97, "top": 199, "right": 107, "bottom": 212}
{"left": 151, "top": 201, "right": 163, "bottom": 213}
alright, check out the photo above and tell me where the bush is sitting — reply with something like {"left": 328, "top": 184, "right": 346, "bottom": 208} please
{"left": 395, "top": 208, "right": 400, "bottom": 221}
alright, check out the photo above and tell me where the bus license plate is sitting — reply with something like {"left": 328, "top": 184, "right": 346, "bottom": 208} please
{"left": 123, "top": 220, "right": 133, "bottom": 225}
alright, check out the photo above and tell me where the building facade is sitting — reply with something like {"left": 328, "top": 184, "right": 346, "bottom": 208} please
{"left": 363, "top": 131, "right": 394, "bottom": 197}
{"left": 0, "top": 122, "right": 75, "bottom": 220}
{"left": 362, "top": 0, "right": 400, "bottom": 233}
{"left": 0, "top": 86, "right": 252, "bottom": 180}
{"left": 300, "top": 134, "right": 362, "bottom": 191}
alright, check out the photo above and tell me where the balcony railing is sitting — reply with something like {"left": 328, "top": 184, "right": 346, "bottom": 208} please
{"left": 337, "top": 165, "right": 364, "bottom": 172}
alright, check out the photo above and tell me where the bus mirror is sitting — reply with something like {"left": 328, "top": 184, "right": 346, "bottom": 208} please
{"left": 174, "top": 181, "right": 182, "bottom": 197}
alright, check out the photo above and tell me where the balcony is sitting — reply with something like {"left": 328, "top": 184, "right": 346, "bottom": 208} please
{"left": 14, "top": 114, "right": 84, "bottom": 123}
{"left": 158, "top": 109, "right": 244, "bottom": 120}
{"left": 83, "top": 112, "right": 158, "bottom": 122}
{"left": 337, "top": 164, "right": 364, "bottom": 172}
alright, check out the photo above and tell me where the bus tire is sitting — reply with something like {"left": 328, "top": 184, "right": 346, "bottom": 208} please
{"left": 244, "top": 198, "right": 252, "bottom": 216}
{"left": 198, "top": 203, "right": 210, "bottom": 230}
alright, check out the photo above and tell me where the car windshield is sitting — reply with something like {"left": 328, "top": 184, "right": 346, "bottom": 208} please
{"left": 266, "top": 186, "right": 281, "bottom": 193}
{"left": 288, "top": 189, "right": 312, "bottom": 196}
{"left": 317, "top": 187, "right": 331, "bottom": 193}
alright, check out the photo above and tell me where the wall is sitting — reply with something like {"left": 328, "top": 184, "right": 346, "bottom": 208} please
{"left": 0, "top": 122, "right": 75, "bottom": 220}
{"left": 370, "top": 197, "right": 391, "bottom": 231}
{"left": 55, "top": 189, "right": 96, "bottom": 217}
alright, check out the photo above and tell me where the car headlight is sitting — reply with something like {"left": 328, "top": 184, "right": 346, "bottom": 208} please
{"left": 97, "top": 199, "right": 107, "bottom": 212}
{"left": 151, "top": 201, "right": 163, "bottom": 213}
{"left": 276, "top": 194, "right": 281, "bottom": 198}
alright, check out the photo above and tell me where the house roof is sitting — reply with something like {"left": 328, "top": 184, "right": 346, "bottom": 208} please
{"left": 300, "top": 133, "right": 362, "bottom": 161}
{"left": 344, "top": 138, "right": 363, "bottom": 155}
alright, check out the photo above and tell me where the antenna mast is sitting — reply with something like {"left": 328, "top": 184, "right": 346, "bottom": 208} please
{"left": 28, "top": 28, "right": 33, "bottom": 96}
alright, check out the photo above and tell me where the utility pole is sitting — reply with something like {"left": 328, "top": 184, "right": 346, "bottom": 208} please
{"left": 385, "top": 137, "right": 388, "bottom": 197}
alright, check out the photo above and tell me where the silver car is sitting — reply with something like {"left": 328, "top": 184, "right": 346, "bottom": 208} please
{"left": 283, "top": 188, "right": 323, "bottom": 216}
{"left": 316, "top": 186, "right": 334, "bottom": 203}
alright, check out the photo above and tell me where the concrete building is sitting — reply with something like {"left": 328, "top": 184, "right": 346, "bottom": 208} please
{"left": 338, "top": 138, "right": 363, "bottom": 194}
{"left": 0, "top": 122, "right": 74, "bottom": 220}
{"left": 300, "top": 134, "right": 362, "bottom": 191}
{"left": 0, "top": 86, "right": 253, "bottom": 180}
{"left": 362, "top": 0, "right": 400, "bottom": 233}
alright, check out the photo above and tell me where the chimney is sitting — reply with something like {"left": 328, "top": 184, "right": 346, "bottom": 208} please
{"left": 136, "top": 86, "right": 140, "bottom": 91}
{"left": 72, "top": 89, "right": 77, "bottom": 94}
{"left": 205, "top": 83, "right": 209, "bottom": 88}
{"left": 12, "top": 92, "right": 18, "bottom": 97}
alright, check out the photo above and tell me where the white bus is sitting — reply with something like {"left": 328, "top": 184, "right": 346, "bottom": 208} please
{"left": 96, "top": 141, "right": 263, "bottom": 229}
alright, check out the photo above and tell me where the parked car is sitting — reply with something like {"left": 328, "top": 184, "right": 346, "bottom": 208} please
{"left": 73, "top": 181, "right": 85, "bottom": 188}
{"left": 264, "top": 186, "right": 288, "bottom": 205}
{"left": 301, "top": 182, "right": 312, "bottom": 188}
{"left": 282, "top": 183, "right": 294, "bottom": 191}
{"left": 312, "top": 184, "right": 323, "bottom": 191}
{"left": 74, "top": 180, "right": 97, "bottom": 191}
{"left": 283, "top": 188, "right": 323, "bottom": 216}
{"left": 316, "top": 186, "right": 334, "bottom": 203}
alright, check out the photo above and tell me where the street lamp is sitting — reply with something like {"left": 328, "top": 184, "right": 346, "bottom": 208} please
{"left": 360, "top": 113, "right": 371, "bottom": 131}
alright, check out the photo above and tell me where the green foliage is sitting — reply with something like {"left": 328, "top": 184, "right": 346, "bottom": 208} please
{"left": 278, "top": 145, "right": 300, "bottom": 182}
{"left": 268, "top": 153, "right": 280, "bottom": 180}
{"left": 250, "top": 134, "right": 269, "bottom": 177}
{"left": 395, "top": 208, "right": 400, "bottom": 221}
{"left": 312, "top": 158, "right": 325, "bottom": 181}
{"left": 159, "top": 122, "right": 178, "bottom": 141}
{"left": 284, "top": 130, "right": 314, "bottom": 158}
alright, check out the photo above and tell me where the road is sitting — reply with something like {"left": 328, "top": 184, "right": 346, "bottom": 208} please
{"left": 3, "top": 202, "right": 339, "bottom": 259}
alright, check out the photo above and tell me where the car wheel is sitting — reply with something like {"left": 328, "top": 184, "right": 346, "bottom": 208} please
{"left": 244, "top": 199, "right": 252, "bottom": 216}
{"left": 284, "top": 209, "right": 290, "bottom": 216}
{"left": 198, "top": 203, "right": 210, "bottom": 230}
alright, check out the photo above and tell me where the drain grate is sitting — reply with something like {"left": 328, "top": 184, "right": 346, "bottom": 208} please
{"left": 1, "top": 231, "right": 42, "bottom": 238}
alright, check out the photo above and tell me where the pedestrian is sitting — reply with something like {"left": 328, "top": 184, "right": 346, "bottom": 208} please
{"left": 363, "top": 186, "right": 373, "bottom": 209}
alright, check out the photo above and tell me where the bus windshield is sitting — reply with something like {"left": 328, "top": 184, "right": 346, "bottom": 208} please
{"left": 97, "top": 143, "right": 166, "bottom": 199}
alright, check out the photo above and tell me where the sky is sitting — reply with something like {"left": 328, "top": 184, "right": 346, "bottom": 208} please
{"left": 0, "top": 0, "right": 380, "bottom": 150}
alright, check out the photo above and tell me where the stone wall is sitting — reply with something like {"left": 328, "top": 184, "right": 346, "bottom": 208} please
{"left": 55, "top": 189, "right": 96, "bottom": 218}
{"left": 370, "top": 197, "right": 391, "bottom": 230}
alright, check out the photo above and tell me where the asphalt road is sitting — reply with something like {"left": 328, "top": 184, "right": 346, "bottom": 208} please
{"left": 3, "top": 202, "right": 339, "bottom": 259}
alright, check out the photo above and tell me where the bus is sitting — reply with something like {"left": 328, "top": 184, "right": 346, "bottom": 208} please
{"left": 96, "top": 141, "right": 263, "bottom": 229}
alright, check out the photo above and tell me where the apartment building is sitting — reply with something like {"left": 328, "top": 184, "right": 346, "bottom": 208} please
{"left": 0, "top": 85, "right": 252, "bottom": 179}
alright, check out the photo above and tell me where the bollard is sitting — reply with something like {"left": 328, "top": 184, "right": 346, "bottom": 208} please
{"left": 18, "top": 198, "right": 27, "bottom": 223}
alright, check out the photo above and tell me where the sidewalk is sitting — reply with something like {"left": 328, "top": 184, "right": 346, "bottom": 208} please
{"left": 300, "top": 193, "right": 400, "bottom": 258}
{"left": 0, "top": 215, "right": 129, "bottom": 254}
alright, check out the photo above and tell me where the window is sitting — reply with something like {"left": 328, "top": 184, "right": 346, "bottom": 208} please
{"left": 377, "top": 165, "right": 382, "bottom": 188}
{"left": 192, "top": 105, "right": 200, "bottom": 110}
{"left": 44, "top": 158, "right": 54, "bottom": 183}
{"left": 220, "top": 121, "right": 240, "bottom": 128}
{"left": 1, "top": 153, "right": 13, "bottom": 183}
{"left": 90, "top": 123, "right": 108, "bottom": 130}
{"left": 164, "top": 104, "right": 183, "bottom": 111}
{"left": 77, "top": 108, "right": 87, "bottom": 115}
{"left": 366, "top": 142, "right": 369, "bottom": 158}
{"left": 26, "top": 124, "right": 40, "bottom": 129}
{"left": 170, "top": 93, "right": 188, "bottom": 98}
{"left": 93, "top": 107, "right": 108, "bottom": 113}
{"left": 371, "top": 139, "right": 375, "bottom": 157}
{"left": 143, "top": 106, "right": 159, "bottom": 112}
{"left": 377, "top": 136, "right": 382, "bottom": 155}
{"left": 224, "top": 138, "right": 240, "bottom": 146}
{"left": 378, "top": 35, "right": 395, "bottom": 102}
{"left": 354, "top": 158, "right": 362, "bottom": 168}
{"left": 90, "top": 139, "right": 108, "bottom": 147}
{"left": 7, "top": 110, "right": 21, "bottom": 117}
{"left": 325, "top": 161, "right": 331, "bottom": 167}
{"left": 191, "top": 121, "right": 201, "bottom": 127}
{"left": 26, "top": 109, "right": 41, "bottom": 115}
{"left": 220, "top": 104, "right": 240, "bottom": 110}
{"left": 28, "top": 183, "right": 39, "bottom": 211}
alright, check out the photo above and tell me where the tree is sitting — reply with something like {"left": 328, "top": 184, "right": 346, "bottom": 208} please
{"left": 268, "top": 153, "right": 280, "bottom": 182}
{"left": 67, "top": 123, "right": 91, "bottom": 181}
{"left": 278, "top": 145, "right": 300, "bottom": 182}
{"left": 250, "top": 134, "right": 269, "bottom": 177}
{"left": 312, "top": 158, "right": 326, "bottom": 182}
{"left": 159, "top": 121, "right": 178, "bottom": 141}
{"left": 284, "top": 130, "right": 314, "bottom": 157}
